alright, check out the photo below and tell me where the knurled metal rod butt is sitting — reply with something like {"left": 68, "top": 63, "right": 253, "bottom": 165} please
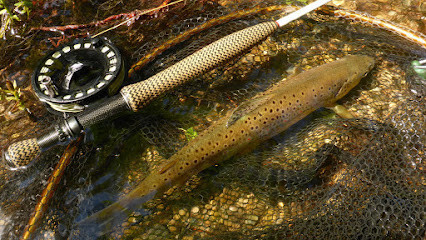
{"left": 120, "top": 21, "right": 279, "bottom": 111}
{"left": 3, "top": 138, "right": 41, "bottom": 170}
{"left": 2, "top": 118, "right": 81, "bottom": 170}
{"left": 2, "top": 95, "right": 129, "bottom": 170}
{"left": 2, "top": 21, "right": 279, "bottom": 170}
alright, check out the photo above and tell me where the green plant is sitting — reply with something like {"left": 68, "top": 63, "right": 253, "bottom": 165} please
{"left": 14, "top": 0, "right": 32, "bottom": 18}
{"left": 0, "top": 80, "right": 26, "bottom": 110}
{"left": 0, "top": 0, "right": 33, "bottom": 38}
{"left": 179, "top": 127, "right": 198, "bottom": 141}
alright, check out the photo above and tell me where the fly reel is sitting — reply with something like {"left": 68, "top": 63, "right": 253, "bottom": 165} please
{"left": 32, "top": 37, "right": 125, "bottom": 114}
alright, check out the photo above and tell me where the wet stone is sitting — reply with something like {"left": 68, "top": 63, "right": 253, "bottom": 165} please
{"left": 191, "top": 206, "right": 199, "bottom": 214}
{"left": 229, "top": 205, "right": 238, "bottom": 212}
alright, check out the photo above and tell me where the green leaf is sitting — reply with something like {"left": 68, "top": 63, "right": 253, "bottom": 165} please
{"left": 11, "top": 14, "right": 20, "bottom": 21}
{"left": 15, "top": 1, "right": 33, "bottom": 8}
{"left": 179, "top": 127, "right": 198, "bottom": 141}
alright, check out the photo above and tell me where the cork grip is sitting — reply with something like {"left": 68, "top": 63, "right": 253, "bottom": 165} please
{"left": 120, "top": 21, "right": 279, "bottom": 112}
{"left": 3, "top": 138, "right": 41, "bottom": 169}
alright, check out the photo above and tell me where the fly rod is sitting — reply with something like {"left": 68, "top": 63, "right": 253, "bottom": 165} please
{"left": 2, "top": 0, "right": 332, "bottom": 169}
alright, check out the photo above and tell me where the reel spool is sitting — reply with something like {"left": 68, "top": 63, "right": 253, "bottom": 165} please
{"left": 32, "top": 37, "right": 125, "bottom": 114}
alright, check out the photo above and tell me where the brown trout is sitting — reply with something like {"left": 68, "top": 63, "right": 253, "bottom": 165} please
{"left": 81, "top": 55, "right": 375, "bottom": 226}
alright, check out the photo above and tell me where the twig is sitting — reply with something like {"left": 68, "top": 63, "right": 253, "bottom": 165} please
{"left": 20, "top": 134, "right": 85, "bottom": 240}
{"left": 31, "top": 0, "right": 184, "bottom": 34}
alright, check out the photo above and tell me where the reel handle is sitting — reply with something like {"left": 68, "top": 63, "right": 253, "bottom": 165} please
{"left": 120, "top": 21, "right": 279, "bottom": 112}
{"left": 3, "top": 138, "right": 41, "bottom": 170}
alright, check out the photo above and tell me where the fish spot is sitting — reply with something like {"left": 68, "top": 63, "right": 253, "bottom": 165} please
{"left": 232, "top": 139, "right": 235, "bottom": 142}
{"left": 201, "top": 148, "right": 204, "bottom": 151}
{"left": 241, "top": 130, "right": 244, "bottom": 133}
{"left": 282, "top": 110, "right": 285, "bottom": 113}
{"left": 292, "top": 94, "right": 295, "bottom": 97}
{"left": 216, "top": 142, "right": 219, "bottom": 146}
{"left": 245, "top": 120, "right": 248, "bottom": 124}
{"left": 263, "top": 121, "right": 267, "bottom": 124}
{"left": 201, "top": 156, "right": 205, "bottom": 160}
{"left": 289, "top": 102, "right": 292, "bottom": 106}
{"left": 272, "top": 101, "right": 276, "bottom": 104}
{"left": 312, "top": 89, "right": 315, "bottom": 92}
{"left": 279, "top": 100, "right": 282, "bottom": 104}
{"left": 283, "top": 96, "right": 286, "bottom": 99}
{"left": 320, "top": 86, "right": 324, "bottom": 89}
{"left": 270, "top": 109, "right": 273, "bottom": 113}
{"left": 276, "top": 109, "right": 279, "bottom": 112}
{"left": 230, "top": 130, "right": 233, "bottom": 133}
{"left": 301, "top": 92, "right": 304, "bottom": 95}
{"left": 329, "top": 87, "right": 331, "bottom": 90}
{"left": 251, "top": 127, "right": 254, "bottom": 130}
{"left": 208, "top": 142, "right": 211, "bottom": 145}
{"left": 164, "top": 178, "right": 168, "bottom": 181}
{"left": 195, "top": 149, "right": 199, "bottom": 153}
{"left": 314, "top": 94, "right": 317, "bottom": 97}
{"left": 296, "top": 100, "right": 299, "bottom": 103}
{"left": 194, "top": 160, "right": 198, "bottom": 163}
{"left": 225, "top": 135, "right": 228, "bottom": 138}
{"left": 253, "top": 117, "right": 256, "bottom": 120}
{"left": 255, "top": 126, "right": 258, "bottom": 129}
{"left": 180, "top": 167, "right": 183, "bottom": 170}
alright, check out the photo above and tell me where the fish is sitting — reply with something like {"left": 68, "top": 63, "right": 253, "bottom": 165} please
{"left": 78, "top": 55, "right": 375, "bottom": 228}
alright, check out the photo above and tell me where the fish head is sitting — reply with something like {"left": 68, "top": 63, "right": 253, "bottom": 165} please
{"left": 333, "top": 55, "right": 375, "bottom": 100}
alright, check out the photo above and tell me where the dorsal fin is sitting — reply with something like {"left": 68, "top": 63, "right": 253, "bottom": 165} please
{"left": 226, "top": 94, "right": 272, "bottom": 127}
{"left": 158, "top": 158, "right": 178, "bottom": 174}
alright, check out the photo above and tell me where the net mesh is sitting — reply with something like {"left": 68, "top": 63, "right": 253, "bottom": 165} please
{"left": 0, "top": 0, "right": 425, "bottom": 239}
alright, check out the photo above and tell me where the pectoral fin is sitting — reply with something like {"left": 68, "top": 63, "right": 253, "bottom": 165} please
{"left": 327, "top": 104, "right": 354, "bottom": 119}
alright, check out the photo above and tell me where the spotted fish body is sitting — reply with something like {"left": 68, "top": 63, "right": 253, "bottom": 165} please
{"left": 84, "top": 55, "right": 375, "bottom": 223}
